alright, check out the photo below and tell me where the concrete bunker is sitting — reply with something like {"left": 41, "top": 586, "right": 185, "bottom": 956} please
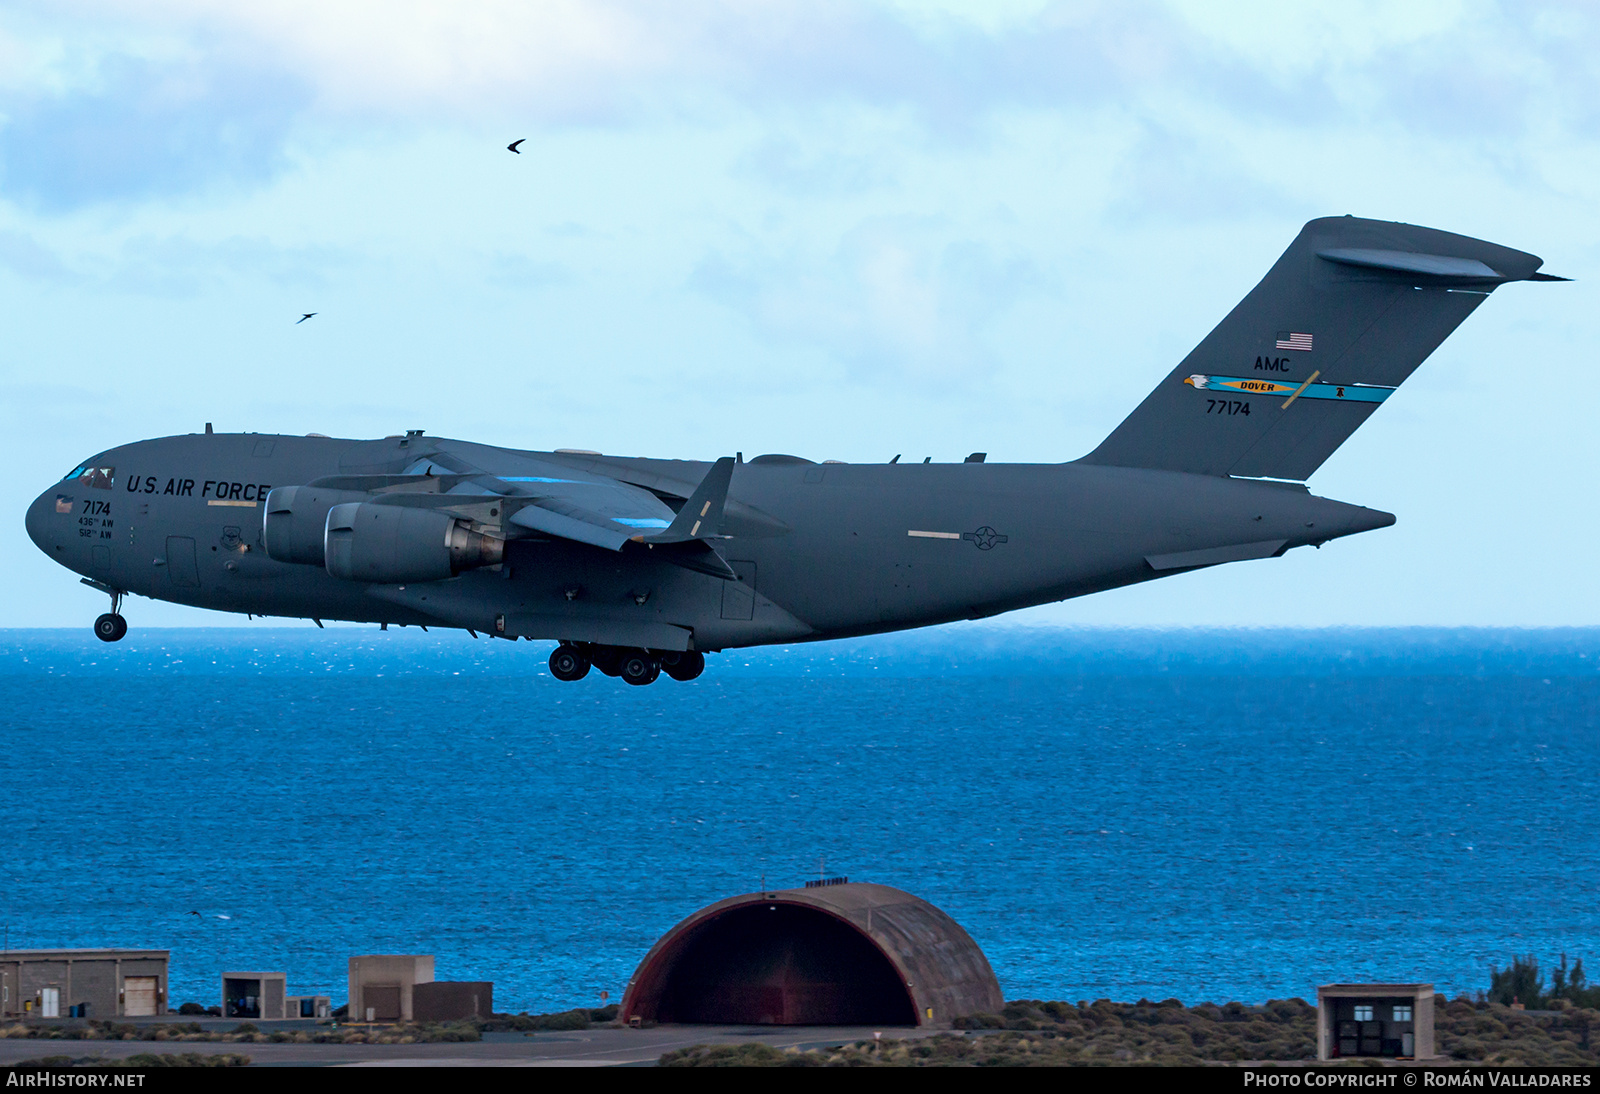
{"left": 1, "top": 949, "right": 169, "bottom": 1019}
{"left": 621, "top": 881, "right": 1002, "bottom": 1027}
{"left": 1318, "top": 983, "right": 1435, "bottom": 1060}
{"left": 222, "top": 971, "right": 285, "bottom": 1019}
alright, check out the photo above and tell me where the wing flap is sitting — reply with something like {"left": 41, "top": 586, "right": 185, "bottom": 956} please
{"left": 507, "top": 504, "right": 632, "bottom": 551}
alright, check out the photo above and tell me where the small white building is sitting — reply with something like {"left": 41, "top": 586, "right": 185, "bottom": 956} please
{"left": 348, "top": 955, "right": 433, "bottom": 1022}
{"left": 285, "top": 994, "right": 333, "bottom": 1019}
{"left": 221, "top": 971, "right": 287, "bottom": 1020}
{"left": 1318, "top": 983, "right": 1435, "bottom": 1060}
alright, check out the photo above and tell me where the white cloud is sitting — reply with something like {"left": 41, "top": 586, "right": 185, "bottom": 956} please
{"left": 691, "top": 215, "right": 1042, "bottom": 382}
{"left": 5, "top": 0, "right": 1598, "bottom": 209}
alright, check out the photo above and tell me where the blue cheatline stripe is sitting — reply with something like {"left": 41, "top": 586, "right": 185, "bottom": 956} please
{"left": 497, "top": 476, "right": 580, "bottom": 483}
{"left": 614, "top": 517, "right": 672, "bottom": 528}
{"left": 1184, "top": 374, "right": 1394, "bottom": 403}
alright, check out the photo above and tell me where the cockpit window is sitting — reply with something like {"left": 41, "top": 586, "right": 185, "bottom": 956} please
{"left": 66, "top": 465, "right": 115, "bottom": 489}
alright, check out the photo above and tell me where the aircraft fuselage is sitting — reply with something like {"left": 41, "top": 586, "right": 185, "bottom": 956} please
{"left": 27, "top": 431, "right": 1391, "bottom": 653}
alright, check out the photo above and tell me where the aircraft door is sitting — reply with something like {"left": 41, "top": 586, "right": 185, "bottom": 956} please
{"left": 721, "top": 561, "right": 757, "bottom": 620}
{"left": 165, "top": 536, "right": 200, "bottom": 588}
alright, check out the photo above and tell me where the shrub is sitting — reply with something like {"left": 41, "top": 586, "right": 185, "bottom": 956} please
{"left": 485, "top": 1008, "right": 591, "bottom": 1032}
{"left": 660, "top": 1043, "right": 796, "bottom": 1067}
{"left": 952, "top": 1012, "right": 1005, "bottom": 1029}
{"left": 1491, "top": 955, "right": 1546, "bottom": 1007}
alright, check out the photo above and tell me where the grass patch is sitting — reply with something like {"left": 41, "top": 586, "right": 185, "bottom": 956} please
{"left": 483, "top": 1005, "right": 619, "bottom": 1032}
{"left": 654, "top": 996, "right": 1600, "bottom": 1067}
{"left": 13, "top": 1053, "right": 251, "bottom": 1067}
{"left": 0, "top": 1019, "right": 481, "bottom": 1045}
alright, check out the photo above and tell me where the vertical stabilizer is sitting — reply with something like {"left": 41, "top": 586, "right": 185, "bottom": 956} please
{"left": 1079, "top": 216, "right": 1561, "bottom": 480}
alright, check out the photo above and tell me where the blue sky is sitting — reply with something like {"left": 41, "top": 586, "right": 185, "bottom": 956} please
{"left": 2, "top": 0, "right": 1596, "bottom": 627}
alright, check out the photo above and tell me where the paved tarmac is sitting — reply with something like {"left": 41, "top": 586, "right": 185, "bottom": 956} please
{"left": 0, "top": 1024, "right": 947, "bottom": 1067}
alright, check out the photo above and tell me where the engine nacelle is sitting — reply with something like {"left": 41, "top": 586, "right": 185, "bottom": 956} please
{"left": 263, "top": 486, "right": 371, "bottom": 564}
{"left": 324, "top": 502, "right": 504, "bottom": 583}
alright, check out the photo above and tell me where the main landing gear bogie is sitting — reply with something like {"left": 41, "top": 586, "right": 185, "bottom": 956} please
{"left": 548, "top": 642, "right": 704, "bottom": 686}
{"left": 661, "top": 650, "right": 705, "bottom": 681}
{"left": 548, "top": 644, "right": 591, "bottom": 681}
{"left": 619, "top": 651, "right": 660, "bottom": 687}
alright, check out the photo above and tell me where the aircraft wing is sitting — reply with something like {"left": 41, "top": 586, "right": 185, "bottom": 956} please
{"left": 325, "top": 449, "right": 740, "bottom": 572}
{"left": 498, "top": 476, "right": 678, "bottom": 550}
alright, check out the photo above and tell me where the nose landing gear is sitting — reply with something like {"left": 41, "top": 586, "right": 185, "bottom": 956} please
{"left": 92, "top": 588, "right": 128, "bottom": 643}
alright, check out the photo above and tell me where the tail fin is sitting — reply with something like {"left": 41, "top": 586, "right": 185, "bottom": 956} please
{"left": 1080, "top": 216, "right": 1563, "bottom": 480}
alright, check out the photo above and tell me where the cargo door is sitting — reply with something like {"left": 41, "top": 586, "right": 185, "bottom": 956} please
{"left": 123, "top": 977, "right": 157, "bottom": 1016}
{"left": 365, "top": 984, "right": 402, "bottom": 1021}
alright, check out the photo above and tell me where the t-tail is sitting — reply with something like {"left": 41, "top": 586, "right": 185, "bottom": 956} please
{"left": 1080, "top": 216, "right": 1567, "bottom": 481}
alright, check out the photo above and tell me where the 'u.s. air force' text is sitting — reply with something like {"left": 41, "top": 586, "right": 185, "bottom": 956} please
{"left": 125, "top": 476, "right": 271, "bottom": 502}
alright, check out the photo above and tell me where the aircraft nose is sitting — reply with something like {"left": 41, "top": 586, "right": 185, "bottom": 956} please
{"left": 25, "top": 488, "right": 55, "bottom": 554}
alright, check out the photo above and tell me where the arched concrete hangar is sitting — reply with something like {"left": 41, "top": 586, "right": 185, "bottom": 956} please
{"left": 621, "top": 881, "right": 1002, "bottom": 1027}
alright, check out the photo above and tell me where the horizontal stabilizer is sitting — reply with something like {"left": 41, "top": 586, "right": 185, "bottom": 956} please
{"left": 1317, "top": 248, "right": 1501, "bottom": 283}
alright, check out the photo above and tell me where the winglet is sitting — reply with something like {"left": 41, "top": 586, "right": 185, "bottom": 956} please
{"left": 638, "top": 457, "right": 735, "bottom": 544}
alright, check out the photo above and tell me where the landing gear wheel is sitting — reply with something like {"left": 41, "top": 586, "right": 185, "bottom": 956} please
{"left": 662, "top": 650, "right": 705, "bottom": 681}
{"left": 620, "top": 650, "right": 661, "bottom": 686}
{"left": 93, "top": 613, "right": 127, "bottom": 643}
{"left": 548, "top": 644, "right": 591, "bottom": 682}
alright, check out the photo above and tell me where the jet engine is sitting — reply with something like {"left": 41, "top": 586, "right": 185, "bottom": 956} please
{"left": 263, "top": 486, "right": 370, "bottom": 564}
{"left": 323, "top": 502, "right": 504, "bottom": 583}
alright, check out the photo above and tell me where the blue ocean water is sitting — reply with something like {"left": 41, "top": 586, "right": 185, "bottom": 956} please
{"left": 2, "top": 625, "right": 1597, "bottom": 1013}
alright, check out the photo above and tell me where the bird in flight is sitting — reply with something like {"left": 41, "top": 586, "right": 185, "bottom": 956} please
{"left": 296, "top": 313, "right": 317, "bottom": 324}
{"left": 507, "top": 139, "right": 525, "bottom": 154}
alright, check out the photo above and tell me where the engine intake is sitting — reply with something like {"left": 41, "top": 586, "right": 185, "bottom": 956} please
{"left": 324, "top": 502, "right": 504, "bottom": 583}
{"left": 263, "top": 486, "right": 370, "bottom": 564}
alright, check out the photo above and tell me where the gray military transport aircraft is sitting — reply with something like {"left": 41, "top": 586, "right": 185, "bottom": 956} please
{"left": 25, "top": 216, "right": 1565, "bottom": 685}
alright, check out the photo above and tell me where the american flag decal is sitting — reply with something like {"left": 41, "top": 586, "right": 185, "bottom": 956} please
{"left": 1276, "top": 331, "right": 1313, "bottom": 351}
